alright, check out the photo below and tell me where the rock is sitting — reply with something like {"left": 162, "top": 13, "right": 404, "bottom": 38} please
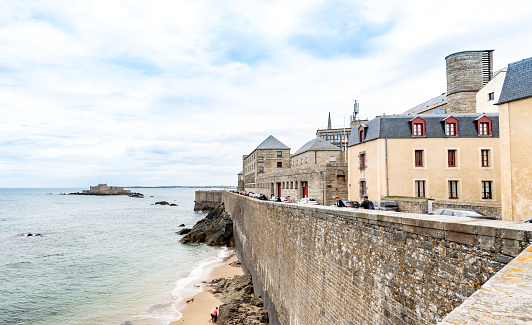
{"left": 178, "top": 224, "right": 185, "bottom": 227}
{"left": 179, "top": 202, "right": 233, "bottom": 246}
{"left": 155, "top": 201, "right": 170, "bottom": 205}
{"left": 129, "top": 193, "right": 144, "bottom": 198}
{"left": 177, "top": 228, "right": 192, "bottom": 235}
{"left": 169, "top": 203, "right": 178, "bottom": 206}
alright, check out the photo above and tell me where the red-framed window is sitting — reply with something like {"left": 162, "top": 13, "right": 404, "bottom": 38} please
{"left": 411, "top": 117, "right": 426, "bottom": 136}
{"left": 476, "top": 116, "right": 492, "bottom": 136}
{"left": 482, "top": 181, "right": 493, "bottom": 199}
{"left": 488, "top": 92, "right": 495, "bottom": 101}
{"left": 448, "top": 150, "right": 457, "bottom": 167}
{"left": 360, "top": 181, "right": 366, "bottom": 197}
{"left": 415, "top": 150, "right": 424, "bottom": 167}
{"left": 481, "top": 149, "right": 490, "bottom": 167}
{"left": 359, "top": 153, "right": 366, "bottom": 170}
{"left": 415, "top": 180, "right": 425, "bottom": 197}
{"left": 449, "top": 180, "right": 459, "bottom": 199}
{"left": 358, "top": 124, "right": 366, "bottom": 142}
{"left": 444, "top": 116, "right": 459, "bottom": 136}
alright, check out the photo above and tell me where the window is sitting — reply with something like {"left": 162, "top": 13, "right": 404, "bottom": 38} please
{"left": 277, "top": 162, "right": 282, "bottom": 168}
{"left": 415, "top": 180, "right": 425, "bottom": 197}
{"left": 444, "top": 116, "right": 459, "bottom": 136}
{"left": 488, "top": 92, "right": 495, "bottom": 101}
{"left": 476, "top": 116, "right": 492, "bottom": 136}
{"left": 411, "top": 117, "right": 426, "bottom": 137}
{"left": 358, "top": 124, "right": 366, "bottom": 142}
{"left": 277, "top": 151, "right": 282, "bottom": 157}
{"left": 360, "top": 181, "right": 366, "bottom": 197}
{"left": 258, "top": 156, "right": 263, "bottom": 163}
{"left": 415, "top": 150, "right": 424, "bottom": 167}
{"left": 482, "top": 181, "right": 493, "bottom": 199}
{"left": 479, "top": 122, "right": 490, "bottom": 136}
{"left": 258, "top": 167, "right": 264, "bottom": 173}
{"left": 448, "top": 150, "right": 457, "bottom": 167}
{"left": 449, "top": 181, "right": 459, "bottom": 199}
{"left": 481, "top": 149, "right": 490, "bottom": 167}
{"left": 359, "top": 153, "right": 366, "bottom": 170}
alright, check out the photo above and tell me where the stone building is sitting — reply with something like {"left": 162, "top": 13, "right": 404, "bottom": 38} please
{"left": 241, "top": 136, "right": 348, "bottom": 206}
{"left": 243, "top": 135, "right": 290, "bottom": 192}
{"left": 403, "top": 50, "right": 496, "bottom": 115}
{"left": 82, "top": 184, "right": 131, "bottom": 195}
{"left": 496, "top": 56, "right": 532, "bottom": 221}
{"left": 347, "top": 113, "right": 501, "bottom": 218}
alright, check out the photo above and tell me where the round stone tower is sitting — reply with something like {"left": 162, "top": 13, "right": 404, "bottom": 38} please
{"left": 445, "top": 50, "right": 493, "bottom": 113}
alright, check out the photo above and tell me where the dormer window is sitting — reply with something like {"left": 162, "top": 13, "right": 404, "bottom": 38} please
{"left": 443, "top": 116, "right": 459, "bottom": 136}
{"left": 476, "top": 115, "right": 492, "bottom": 136}
{"left": 358, "top": 124, "right": 367, "bottom": 142}
{"left": 410, "top": 117, "right": 426, "bottom": 137}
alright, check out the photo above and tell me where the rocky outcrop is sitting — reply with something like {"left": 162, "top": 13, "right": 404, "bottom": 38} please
{"left": 179, "top": 202, "right": 233, "bottom": 246}
{"left": 207, "top": 275, "right": 268, "bottom": 325}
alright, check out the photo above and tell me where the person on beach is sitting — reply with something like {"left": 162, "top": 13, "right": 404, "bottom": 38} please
{"left": 210, "top": 306, "right": 218, "bottom": 323}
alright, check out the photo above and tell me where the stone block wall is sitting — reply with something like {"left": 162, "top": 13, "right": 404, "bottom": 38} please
{"left": 383, "top": 197, "right": 430, "bottom": 214}
{"left": 223, "top": 192, "right": 532, "bottom": 325}
{"left": 193, "top": 190, "right": 223, "bottom": 211}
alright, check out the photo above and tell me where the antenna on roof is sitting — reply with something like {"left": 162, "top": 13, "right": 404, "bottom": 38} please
{"left": 351, "top": 100, "right": 359, "bottom": 122}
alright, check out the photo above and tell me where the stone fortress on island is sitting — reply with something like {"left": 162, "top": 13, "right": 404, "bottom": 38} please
{"left": 76, "top": 184, "right": 132, "bottom": 195}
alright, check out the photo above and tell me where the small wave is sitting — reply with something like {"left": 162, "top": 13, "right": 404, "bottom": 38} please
{"left": 170, "top": 247, "right": 232, "bottom": 319}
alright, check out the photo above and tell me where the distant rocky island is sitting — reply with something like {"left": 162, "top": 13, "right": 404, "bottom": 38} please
{"left": 70, "top": 184, "right": 144, "bottom": 198}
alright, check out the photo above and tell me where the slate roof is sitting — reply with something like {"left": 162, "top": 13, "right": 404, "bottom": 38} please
{"left": 401, "top": 93, "right": 447, "bottom": 115}
{"left": 291, "top": 138, "right": 340, "bottom": 156}
{"left": 255, "top": 135, "right": 290, "bottom": 151}
{"left": 348, "top": 113, "right": 499, "bottom": 147}
{"left": 497, "top": 57, "right": 532, "bottom": 104}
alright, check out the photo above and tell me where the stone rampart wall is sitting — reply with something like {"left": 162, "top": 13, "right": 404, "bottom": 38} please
{"left": 223, "top": 192, "right": 532, "bottom": 325}
{"left": 194, "top": 191, "right": 223, "bottom": 211}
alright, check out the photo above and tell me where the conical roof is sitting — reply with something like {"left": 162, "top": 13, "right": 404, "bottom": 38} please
{"left": 255, "top": 135, "right": 290, "bottom": 150}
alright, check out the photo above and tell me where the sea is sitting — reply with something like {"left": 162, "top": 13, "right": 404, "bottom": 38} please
{"left": 0, "top": 187, "right": 230, "bottom": 325}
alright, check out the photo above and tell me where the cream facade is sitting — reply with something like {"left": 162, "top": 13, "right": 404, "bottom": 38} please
{"left": 476, "top": 68, "right": 507, "bottom": 114}
{"left": 347, "top": 114, "right": 501, "bottom": 216}
{"left": 497, "top": 57, "right": 532, "bottom": 221}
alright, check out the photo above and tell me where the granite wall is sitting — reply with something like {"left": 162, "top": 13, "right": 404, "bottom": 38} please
{"left": 222, "top": 191, "right": 532, "bottom": 325}
{"left": 193, "top": 190, "right": 223, "bottom": 211}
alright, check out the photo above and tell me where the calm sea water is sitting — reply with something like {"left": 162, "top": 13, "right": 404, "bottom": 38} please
{"left": 0, "top": 188, "right": 228, "bottom": 325}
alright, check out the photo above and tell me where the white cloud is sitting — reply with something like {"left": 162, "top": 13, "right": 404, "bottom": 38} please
{"left": 1, "top": 0, "right": 532, "bottom": 187}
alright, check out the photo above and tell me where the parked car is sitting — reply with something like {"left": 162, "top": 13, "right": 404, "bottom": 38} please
{"left": 345, "top": 201, "right": 360, "bottom": 208}
{"left": 298, "top": 198, "right": 319, "bottom": 205}
{"left": 522, "top": 218, "right": 532, "bottom": 223}
{"left": 373, "top": 201, "right": 400, "bottom": 211}
{"left": 428, "top": 209, "right": 494, "bottom": 219}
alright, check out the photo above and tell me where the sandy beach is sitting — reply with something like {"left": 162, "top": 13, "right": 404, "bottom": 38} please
{"left": 169, "top": 253, "right": 244, "bottom": 325}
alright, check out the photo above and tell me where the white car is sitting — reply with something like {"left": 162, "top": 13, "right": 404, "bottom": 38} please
{"left": 298, "top": 198, "right": 319, "bottom": 205}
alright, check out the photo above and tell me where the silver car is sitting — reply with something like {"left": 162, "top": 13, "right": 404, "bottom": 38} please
{"left": 428, "top": 209, "right": 494, "bottom": 219}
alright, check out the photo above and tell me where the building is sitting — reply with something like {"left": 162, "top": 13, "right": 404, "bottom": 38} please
{"left": 82, "top": 184, "right": 131, "bottom": 195}
{"left": 476, "top": 67, "right": 507, "bottom": 114}
{"left": 316, "top": 105, "right": 368, "bottom": 152}
{"left": 243, "top": 135, "right": 290, "bottom": 192}
{"left": 497, "top": 57, "right": 532, "bottom": 221}
{"left": 347, "top": 113, "right": 501, "bottom": 217}
{"left": 255, "top": 137, "right": 347, "bottom": 205}
{"left": 403, "top": 50, "right": 496, "bottom": 115}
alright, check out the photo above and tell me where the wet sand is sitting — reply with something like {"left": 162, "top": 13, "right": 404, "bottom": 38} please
{"left": 169, "top": 254, "right": 244, "bottom": 324}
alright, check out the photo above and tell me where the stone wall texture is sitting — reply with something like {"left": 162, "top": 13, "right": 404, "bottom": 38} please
{"left": 193, "top": 190, "right": 223, "bottom": 211}
{"left": 222, "top": 192, "right": 532, "bottom": 325}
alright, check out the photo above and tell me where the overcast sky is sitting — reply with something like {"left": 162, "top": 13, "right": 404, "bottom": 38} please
{"left": 1, "top": 0, "right": 531, "bottom": 188}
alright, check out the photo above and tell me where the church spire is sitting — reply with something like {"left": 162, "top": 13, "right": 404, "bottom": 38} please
{"left": 327, "top": 112, "right": 332, "bottom": 129}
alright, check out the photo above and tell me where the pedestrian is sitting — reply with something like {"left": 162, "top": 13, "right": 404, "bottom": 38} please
{"left": 286, "top": 195, "right": 293, "bottom": 203}
{"left": 210, "top": 306, "right": 218, "bottom": 323}
{"left": 334, "top": 195, "right": 346, "bottom": 207}
{"left": 360, "top": 194, "right": 374, "bottom": 209}
{"left": 276, "top": 196, "right": 281, "bottom": 202}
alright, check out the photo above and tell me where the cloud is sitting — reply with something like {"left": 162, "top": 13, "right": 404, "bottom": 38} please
{"left": 1, "top": 0, "right": 532, "bottom": 187}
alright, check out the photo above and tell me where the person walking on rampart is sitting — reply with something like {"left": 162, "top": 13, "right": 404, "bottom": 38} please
{"left": 334, "top": 195, "right": 346, "bottom": 207}
{"left": 360, "top": 194, "right": 374, "bottom": 209}
{"left": 286, "top": 195, "right": 293, "bottom": 203}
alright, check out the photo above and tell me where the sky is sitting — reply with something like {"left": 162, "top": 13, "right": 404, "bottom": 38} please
{"left": 1, "top": 0, "right": 532, "bottom": 188}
